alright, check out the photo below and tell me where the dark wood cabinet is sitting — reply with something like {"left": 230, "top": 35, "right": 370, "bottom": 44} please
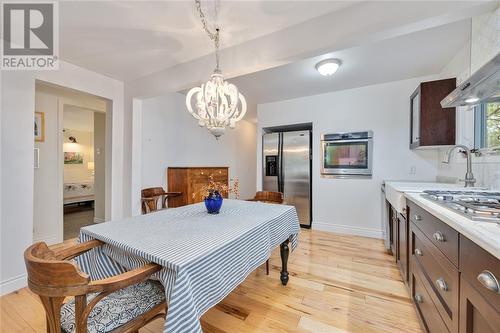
{"left": 410, "top": 78, "right": 456, "bottom": 149}
{"left": 459, "top": 235, "right": 500, "bottom": 333}
{"left": 388, "top": 204, "right": 409, "bottom": 285}
{"left": 398, "top": 212, "right": 408, "bottom": 284}
{"left": 167, "top": 167, "right": 229, "bottom": 208}
{"left": 403, "top": 199, "right": 500, "bottom": 333}
{"left": 459, "top": 278, "right": 500, "bottom": 333}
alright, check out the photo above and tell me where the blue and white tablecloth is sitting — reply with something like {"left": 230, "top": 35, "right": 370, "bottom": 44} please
{"left": 76, "top": 199, "right": 300, "bottom": 333}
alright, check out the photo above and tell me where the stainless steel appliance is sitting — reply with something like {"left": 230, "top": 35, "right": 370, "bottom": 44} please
{"left": 263, "top": 130, "right": 311, "bottom": 227}
{"left": 422, "top": 190, "right": 500, "bottom": 223}
{"left": 320, "top": 131, "right": 373, "bottom": 177}
{"left": 441, "top": 53, "right": 500, "bottom": 107}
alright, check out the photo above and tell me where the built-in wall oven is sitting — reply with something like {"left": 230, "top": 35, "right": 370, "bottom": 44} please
{"left": 320, "top": 131, "right": 373, "bottom": 177}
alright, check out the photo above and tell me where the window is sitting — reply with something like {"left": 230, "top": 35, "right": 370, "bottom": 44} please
{"left": 475, "top": 102, "right": 500, "bottom": 149}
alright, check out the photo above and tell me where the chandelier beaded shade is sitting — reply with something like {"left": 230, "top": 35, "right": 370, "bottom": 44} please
{"left": 185, "top": 0, "right": 247, "bottom": 138}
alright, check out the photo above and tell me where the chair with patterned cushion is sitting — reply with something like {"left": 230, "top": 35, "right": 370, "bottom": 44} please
{"left": 247, "top": 191, "right": 284, "bottom": 275}
{"left": 24, "top": 239, "right": 167, "bottom": 333}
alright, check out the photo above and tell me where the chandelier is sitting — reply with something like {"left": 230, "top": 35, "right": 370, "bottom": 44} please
{"left": 185, "top": 0, "right": 247, "bottom": 139}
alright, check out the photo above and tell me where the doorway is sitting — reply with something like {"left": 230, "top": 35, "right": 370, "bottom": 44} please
{"left": 33, "top": 81, "right": 110, "bottom": 243}
{"left": 62, "top": 106, "right": 106, "bottom": 239}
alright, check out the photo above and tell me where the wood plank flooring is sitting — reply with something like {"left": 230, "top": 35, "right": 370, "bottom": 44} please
{"left": 0, "top": 230, "right": 422, "bottom": 333}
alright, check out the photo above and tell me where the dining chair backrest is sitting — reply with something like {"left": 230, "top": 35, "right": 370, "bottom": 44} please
{"left": 141, "top": 187, "right": 166, "bottom": 213}
{"left": 24, "top": 240, "right": 163, "bottom": 333}
{"left": 249, "top": 191, "right": 284, "bottom": 204}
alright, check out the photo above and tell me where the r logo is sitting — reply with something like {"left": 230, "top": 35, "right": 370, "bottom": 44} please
{"left": 3, "top": 3, "right": 54, "bottom": 56}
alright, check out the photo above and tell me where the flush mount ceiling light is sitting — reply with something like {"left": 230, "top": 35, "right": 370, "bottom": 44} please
{"left": 185, "top": 0, "right": 247, "bottom": 139}
{"left": 315, "top": 58, "right": 341, "bottom": 76}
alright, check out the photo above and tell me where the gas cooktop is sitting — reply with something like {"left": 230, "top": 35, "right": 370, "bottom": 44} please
{"left": 421, "top": 190, "right": 500, "bottom": 224}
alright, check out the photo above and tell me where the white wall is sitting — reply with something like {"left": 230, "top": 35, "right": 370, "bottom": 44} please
{"left": 1, "top": 72, "right": 36, "bottom": 295}
{"left": 140, "top": 93, "right": 257, "bottom": 204}
{"left": 436, "top": 8, "right": 500, "bottom": 188}
{"left": 257, "top": 76, "right": 439, "bottom": 238}
{"left": 33, "top": 92, "right": 63, "bottom": 244}
{"left": 1, "top": 61, "right": 124, "bottom": 295}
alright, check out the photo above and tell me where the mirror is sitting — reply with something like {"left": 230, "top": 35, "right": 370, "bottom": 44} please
{"left": 474, "top": 102, "right": 500, "bottom": 151}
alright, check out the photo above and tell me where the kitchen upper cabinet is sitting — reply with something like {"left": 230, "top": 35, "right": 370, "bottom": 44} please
{"left": 410, "top": 78, "right": 457, "bottom": 149}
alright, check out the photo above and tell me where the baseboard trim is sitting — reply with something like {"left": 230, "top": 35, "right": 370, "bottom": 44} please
{"left": 312, "top": 221, "right": 384, "bottom": 239}
{"left": 93, "top": 217, "right": 106, "bottom": 223}
{"left": 0, "top": 274, "right": 27, "bottom": 296}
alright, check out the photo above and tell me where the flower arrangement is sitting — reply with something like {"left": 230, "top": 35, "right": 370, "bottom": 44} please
{"left": 192, "top": 176, "right": 240, "bottom": 200}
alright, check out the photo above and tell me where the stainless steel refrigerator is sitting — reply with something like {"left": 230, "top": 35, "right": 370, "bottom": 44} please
{"left": 263, "top": 130, "right": 311, "bottom": 227}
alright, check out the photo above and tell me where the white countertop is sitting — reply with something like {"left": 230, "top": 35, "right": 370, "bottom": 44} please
{"left": 384, "top": 181, "right": 473, "bottom": 214}
{"left": 384, "top": 180, "right": 474, "bottom": 193}
{"left": 405, "top": 192, "right": 500, "bottom": 260}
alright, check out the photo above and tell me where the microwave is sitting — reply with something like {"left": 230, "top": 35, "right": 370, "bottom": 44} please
{"left": 320, "top": 131, "right": 373, "bottom": 177}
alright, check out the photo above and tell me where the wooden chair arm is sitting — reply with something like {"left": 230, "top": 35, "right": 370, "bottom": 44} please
{"left": 87, "top": 263, "right": 162, "bottom": 293}
{"left": 50, "top": 240, "right": 104, "bottom": 260}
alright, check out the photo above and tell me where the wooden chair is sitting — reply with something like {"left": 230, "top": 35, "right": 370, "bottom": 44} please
{"left": 248, "top": 191, "right": 284, "bottom": 204}
{"left": 141, "top": 187, "right": 181, "bottom": 214}
{"left": 24, "top": 240, "right": 167, "bottom": 333}
{"left": 247, "top": 191, "right": 284, "bottom": 275}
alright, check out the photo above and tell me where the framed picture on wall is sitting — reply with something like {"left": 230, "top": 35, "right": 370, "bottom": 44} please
{"left": 64, "top": 152, "right": 84, "bottom": 164}
{"left": 34, "top": 112, "right": 45, "bottom": 142}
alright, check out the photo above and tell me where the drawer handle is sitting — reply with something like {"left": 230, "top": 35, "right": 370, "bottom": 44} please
{"left": 414, "top": 214, "right": 422, "bottom": 221}
{"left": 436, "top": 278, "right": 448, "bottom": 291}
{"left": 433, "top": 231, "right": 445, "bottom": 242}
{"left": 414, "top": 294, "right": 423, "bottom": 303}
{"left": 477, "top": 270, "right": 500, "bottom": 294}
{"left": 415, "top": 248, "right": 423, "bottom": 256}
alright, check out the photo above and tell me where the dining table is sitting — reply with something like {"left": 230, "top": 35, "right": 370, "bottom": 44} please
{"left": 76, "top": 199, "right": 300, "bottom": 333}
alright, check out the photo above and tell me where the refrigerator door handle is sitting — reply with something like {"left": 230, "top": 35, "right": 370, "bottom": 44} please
{"left": 279, "top": 132, "right": 285, "bottom": 193}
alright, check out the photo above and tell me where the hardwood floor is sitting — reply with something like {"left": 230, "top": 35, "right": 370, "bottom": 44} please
{"left": 0, "top": 230, "right": 422, "bottom": 333}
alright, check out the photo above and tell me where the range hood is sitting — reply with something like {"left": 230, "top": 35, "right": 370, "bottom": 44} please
{"left": 441, "top": 53, "right": 500, "bottom": 108}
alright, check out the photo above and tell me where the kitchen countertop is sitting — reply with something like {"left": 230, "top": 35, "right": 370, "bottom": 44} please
{"left": 405, "top": 192, "right": 500, "bottom": 260}
{"left": 384, "top": 180, "right": 472, "bottom": 192}
{"left": 383, "top": 181, "right": 475, "bottom": 214}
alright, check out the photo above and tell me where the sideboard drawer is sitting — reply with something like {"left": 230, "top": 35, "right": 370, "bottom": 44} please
{"left": 460, "top": 235, "right": 500, "bottom": 312}
{"left": 408, "top": 201, "right": 458, "bottom": 267}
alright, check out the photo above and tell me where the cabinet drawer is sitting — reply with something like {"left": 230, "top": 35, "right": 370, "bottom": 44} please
{"left": 460, "top": 235, "right": 500, "bottom": 312}
{"left": 408, "top": 201, "right": 458, "bottom": 266}
{"left": 411, "top": 261, "right": 450, "bottom": 333}
{"left": 411, "top": 223, "right": 459, "bottom": 331}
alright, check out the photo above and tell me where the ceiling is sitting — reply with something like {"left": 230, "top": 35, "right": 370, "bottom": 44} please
{"left": 229, "top": 19, "right": 471, "bottom": 104}
{"left": 59, "top": 1, "right": 359, "bottom": 80}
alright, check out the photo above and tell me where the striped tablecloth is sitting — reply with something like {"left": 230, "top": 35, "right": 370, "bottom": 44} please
{"left": 76, "top": 199, "right": 300, "bottom": 333}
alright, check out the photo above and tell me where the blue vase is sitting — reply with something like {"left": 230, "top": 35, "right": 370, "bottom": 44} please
{"left": 204, "top": 192, "right": 223, "bottom": 214}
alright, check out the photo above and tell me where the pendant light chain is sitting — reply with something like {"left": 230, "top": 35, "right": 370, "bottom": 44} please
{"left": 195, "top": 0, "right": 221, "bottom": 71}
{"left": 186, "top": 0, "right": 247, "bottom": 139}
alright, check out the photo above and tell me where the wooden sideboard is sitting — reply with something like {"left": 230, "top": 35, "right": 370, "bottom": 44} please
{"left": 167, "top": 167, "right": 229, "bottom": 208}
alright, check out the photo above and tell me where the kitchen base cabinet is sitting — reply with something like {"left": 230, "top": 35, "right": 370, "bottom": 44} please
{"left": 459, "top": 235, "right": 500, "bottom": 333}
{"left": 460, "top": 278, "right": 500, "bottom": 333}
{"left": 398, "top": 212, "right": 408, "bottom": 284}
{"left": 403, "top": 199, "right": 500, "bottom": 333}
{"left": 411, "top": 259, "right": 451, "bottom": 333}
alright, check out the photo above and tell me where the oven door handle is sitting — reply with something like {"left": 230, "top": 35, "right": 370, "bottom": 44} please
{"left": 323, "top": 138, "right": 371, "bottom": 144}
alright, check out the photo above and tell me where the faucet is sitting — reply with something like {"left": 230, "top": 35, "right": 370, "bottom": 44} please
{"left": 443, "top": 145, "right": 476, "bottom": 187}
